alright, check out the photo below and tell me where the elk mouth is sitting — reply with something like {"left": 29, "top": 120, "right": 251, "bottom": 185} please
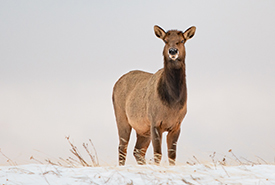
{"left": 167, "top": 54, "right": 183, "bottom": 69}
{"left": 168, "top": 50, "right": 179, "bottom": 60}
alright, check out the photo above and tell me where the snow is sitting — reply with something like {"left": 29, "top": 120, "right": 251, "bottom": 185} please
{"left": 0, "top": 164, "right": 275, "bottom": 185}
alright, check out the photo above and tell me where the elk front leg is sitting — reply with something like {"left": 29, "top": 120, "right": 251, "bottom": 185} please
{"left": 151, "top": 126, "right": 162, "bottom": 164}
{"left": 167, "top": 128, "right": 180, "bottom": 165}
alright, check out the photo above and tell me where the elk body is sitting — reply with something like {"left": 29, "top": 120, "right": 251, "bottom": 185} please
{"left": 112, "top": 25, "right": 196, "bottom": 165}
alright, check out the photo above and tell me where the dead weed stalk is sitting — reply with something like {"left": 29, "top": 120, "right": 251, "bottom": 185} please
{"left": 66, "top": 136, "right": 99, "bottom": 167}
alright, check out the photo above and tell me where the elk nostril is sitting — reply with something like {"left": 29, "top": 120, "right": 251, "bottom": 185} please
{"left": 169, "top": 48, "right": 178, "bottom": 55}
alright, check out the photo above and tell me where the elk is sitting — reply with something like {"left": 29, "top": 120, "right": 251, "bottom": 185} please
{"left": 112, "top": 25, "right": 196, "bottom": 165}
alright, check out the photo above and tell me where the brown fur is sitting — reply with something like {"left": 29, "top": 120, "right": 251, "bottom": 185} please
{"left": 112, "top": 25, "right": 196, "bottom": 165}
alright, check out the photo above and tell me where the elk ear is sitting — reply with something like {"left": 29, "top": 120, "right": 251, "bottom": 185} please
{"left": 183, "top": 26, "right": 196, "bottom": 41}
{"left": 154, "top": 25, "right": 166, "bottom": 40}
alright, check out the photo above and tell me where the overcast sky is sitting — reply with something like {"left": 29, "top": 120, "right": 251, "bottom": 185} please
{"left": 0, "top": 1, "right": 274, "bottom": 165}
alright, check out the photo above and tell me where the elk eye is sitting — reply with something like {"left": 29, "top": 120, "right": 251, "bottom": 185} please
{"left": 181, "top": 40, "right": 184, "bottom": 43}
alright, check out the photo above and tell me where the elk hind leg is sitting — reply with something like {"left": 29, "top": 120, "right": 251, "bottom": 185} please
{"left": 133, "top": 133, "right": 150, "bottom": 165}
{"left": 116, "top": 116, "right": 132, "bottom": 166}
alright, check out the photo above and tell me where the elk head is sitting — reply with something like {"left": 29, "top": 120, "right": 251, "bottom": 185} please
{"left": 154, "top": 25, "right": 196, "bottom": 69}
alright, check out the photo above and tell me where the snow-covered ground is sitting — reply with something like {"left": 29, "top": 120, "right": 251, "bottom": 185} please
{"left": 1, "top": 164, "right": 275, "bottom": 185}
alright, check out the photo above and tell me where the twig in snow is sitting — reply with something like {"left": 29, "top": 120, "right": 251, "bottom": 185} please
{"left": 218, "top": 157, "right": 227, "bottom": 166}
{"left": 45, "top": 159, "right": 58, "bottom": 166}
{"left": 220, "top": 165, "right": 230, "bottom": 178}
{"left": 0, "top": 148, "right": 17, "bottom": 166}
{"left": 182, "top": 178, "right": 194, "bottom": 185}
{"left": 59, "top": 157, "right": 77, "bottom": 167}
{"left": 240, "top": 157, "right": 257, "bottom": 166}
{"left": 256, "top": 156, "right": 268, "bottom": 164}
{"left": 190, "top": 175, "right": 202, "bottom": 185}
{"left": 66, "top": 136, "right": 90, "bottom": 167}
{"left": 89, "top": 139, "right": 99, "bottom": 166}
{"left": 30, "top": 156, "right": 43, "bottom": 164}
{"left": 193, "top": 155, "right": 201, "bottom": 164}
{"left": 210, "top": 152, "right": 217, "bottom": 169}
{"left": 228, "top": 149, "right": 243, "bottom": 165}
{"left": 83, "top": 140, "right": 99, "bottom": 167}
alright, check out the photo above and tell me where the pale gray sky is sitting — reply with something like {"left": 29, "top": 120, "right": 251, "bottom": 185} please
{"left": 0, "top": 1, "right": 274, "bottom": 165}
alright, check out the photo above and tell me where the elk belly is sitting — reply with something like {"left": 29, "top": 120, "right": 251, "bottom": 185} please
{"left": 125, "top": 86, "right": 151, "bottom": 135}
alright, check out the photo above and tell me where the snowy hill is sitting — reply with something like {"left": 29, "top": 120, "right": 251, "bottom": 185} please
{"left": 1, "top": 164, "right": 275, "bottom": 184}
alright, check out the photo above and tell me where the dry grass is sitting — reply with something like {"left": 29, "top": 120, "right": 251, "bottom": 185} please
{"left": 28, "top": 136, "right": 99, "bottom": 168}
{"left": 65, "top": 136, "right": 99, "bottom": 167}
{"left": 1, "top": 140, "right": 274, "bottom": 168}
{"left": 1, "top": 144, "right": 275, "bottom": 185}
{"left": 1, "top": 139, "right": 273, "bottom": 168}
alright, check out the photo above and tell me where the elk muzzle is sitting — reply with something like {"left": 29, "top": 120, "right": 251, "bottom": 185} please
{"left": 168, "top": 48, "right": 179, "bottom": 60}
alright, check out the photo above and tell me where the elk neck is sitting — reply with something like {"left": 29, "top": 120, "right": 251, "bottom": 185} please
{"left": 157, "top": 60, "right": 187, "bottom": 108}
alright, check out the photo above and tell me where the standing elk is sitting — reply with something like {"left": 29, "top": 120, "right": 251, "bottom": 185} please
{"left": 112, "top": 25, "right": 196, "bottom": 165}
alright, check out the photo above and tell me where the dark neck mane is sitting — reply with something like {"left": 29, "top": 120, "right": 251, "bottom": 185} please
{"left": 158, "top": 63, "right": 187, "bottom": 108}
